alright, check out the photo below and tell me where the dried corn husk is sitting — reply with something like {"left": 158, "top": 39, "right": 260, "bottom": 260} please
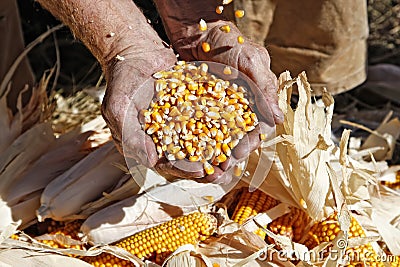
{"left": 0, "top": 123, "right": 55, "bottom": 194}
{"left": 0, "top": 123, "right": 55, "bottom": 230}
{"left": 0, "top": 249, "right": 92, "bottom": 267}
{"left": 37, "top": 141, "right": 127, "bottom": 221}
{"left": 81, "top": 178, "right": 226, "bottom": 245}
{"left": 243, "top": 71, "right": 334, "bottom": 220}
{"left": 5, "top": 130, "right": 92, "bottom": 206}
{"left": 361, "top": 117, "right": 400, "bottom": 160}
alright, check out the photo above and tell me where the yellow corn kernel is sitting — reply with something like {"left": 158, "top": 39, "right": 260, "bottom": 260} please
{"left": 222, "top": 143, "right": 231, "bottom": 157}
{"left": 202, "top": 42, "right": 211, "bottom": 53}
{"left": 215, "top": 5, "right": 224, "bottom": 14}
{"left": 235, "top": 10, "right": 245, "bottom": 18}
{"left": 220, "top": 25, "right": 231, "bottom": 33}
{"left": 232, "top": 189, "right": 280, "bottom": 239}
{"left": 215, "top": 153, "right": 227, "bottom": 163}
{"left": 151, "top": 111, "right": 163, "bottom": 123}
{"left": 146, "top": 124, "right": 160, "bottom": 135}
{"left": 189, "top": 155, "right": 200, "bottom": 162}
{"left": 199, "top": 19, "right": 207, "bottom": 31}
{"left": 85, "top": 212, "right": 217, "bottom": 265}
{"left": 223, "top": 66, "right": 232, "bottom": 75}
{"left": 215, "top": 130, "right": 224, "bottom": 142}
{"left": 204, "top": 161, "right": 215, "bottom": 175}
{"left": 260, "top": 133, "right": 267, "bottom": 141}
{"left": 237, "top": 36, "right": 245, "bottom": 44}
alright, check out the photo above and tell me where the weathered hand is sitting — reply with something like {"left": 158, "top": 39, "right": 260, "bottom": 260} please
{"left": 153, "top": 0, "right": 281, "bottom": 183}
{"left": 101, "top": 44, "right": 176, "bottom": 168}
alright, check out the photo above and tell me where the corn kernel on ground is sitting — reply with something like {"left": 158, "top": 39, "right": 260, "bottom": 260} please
{"left": 143, "top": 61, "right": 259, "bottom": 175}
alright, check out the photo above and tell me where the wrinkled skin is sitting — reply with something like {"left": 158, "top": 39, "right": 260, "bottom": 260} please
{"left": 152, "top": 0, "right": 283, "bottom": 183}
{"left": 37, "top": 0, "right": 282, "bottom": 184}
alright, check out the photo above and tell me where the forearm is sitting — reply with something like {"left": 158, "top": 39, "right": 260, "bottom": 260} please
{"left": 37, "top": 0, "right": 164, "bottom": 68}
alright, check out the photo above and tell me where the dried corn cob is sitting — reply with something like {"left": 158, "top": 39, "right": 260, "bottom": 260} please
{"left": 304, "top": 212, "right": 390, "bottom": 267}
{"left": 85, "top": 212, "right": 217, "bottom": 266}
{"left": 232, "top": 188, "right": 279, "bottom": 239}
{"left": 38, "top": 220, "right": 84, "bottom": 250}
{"left": 145, "top": 61, "right": 259, "bottom": 176}
{"left": 267, "top": 207, "right": 310, "bottom": 243}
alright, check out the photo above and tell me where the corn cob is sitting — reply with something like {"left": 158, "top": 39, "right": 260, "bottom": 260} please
{"left": 145, "top": 61, "right": 259, "bottom": 176}
{"left": 267, "top": 207, "right": 310, "bottom": 243}
{"left": 38, "top": 220, "right": 84, "bottom": 250}
{"left": 232, "top": 188, "right": 280, "bottom": 239}
{"left": 84, "top": 212, "right": 217, "bottom": 266}
{"left": 304, "top": 212, "right": 392, "bottom": 267}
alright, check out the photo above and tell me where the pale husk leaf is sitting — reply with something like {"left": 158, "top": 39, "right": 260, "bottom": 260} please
{"left": 361, "top": 117, "right": 400, "bottom": 160}
{"left": 255, "top": 71, "right": 334, "bottom": 219}
{"left": 0, "top": 249, "right": 92, "bottom": 267}
{"left": 5, "top": 130, "right": 92, "bottom": 205}
{"left": 0, "top": 122, "right": 55, "bottom": 195}
{"left": 37, "top": 141, "right": 127, "bottom": 221}
{"left": 163, "top": 244, "right": 211, "bottom": 267}
{"left": 81, "top": 179, "right": 224, "bottom": 245}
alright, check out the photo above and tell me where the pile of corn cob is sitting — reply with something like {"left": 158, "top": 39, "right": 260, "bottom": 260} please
{"left": 142, "top": 61, "right": 259, "bottom": 175}
{"left": 230, "top": 188, "right": 400, "bottom": 267}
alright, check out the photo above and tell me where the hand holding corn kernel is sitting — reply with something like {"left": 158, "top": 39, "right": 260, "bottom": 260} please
{"left": 153, "top": 0, "right": 283, "bottom": 124}
{"left": 37, "top": 0, "right": 280, "bottom": 180}
{"left": 141, "top": 61, "right": 273, "bottom": 182}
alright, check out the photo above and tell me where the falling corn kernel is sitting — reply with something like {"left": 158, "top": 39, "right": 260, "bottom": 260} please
{"left": 202, "top": 42, "right": 211, "bottom": 53}
{"left": 216, "top": 5, "right": 224, "bottom": 14}
{"left": 235, "top": 9, "right": 245, "bottom": 18}
{"left": 237, "top": 36, "right": 245, "bottom": 44}
{"left": 220, "top": 25, "right": 231, "bottom": 33}
{"left": 199, "top": 19, "right": 207, "bottom": 31}
{"left": 204, "top": 161, "right": 215, "bottom": 175}
{"left": 223, "top": 66, "right": 232, "bottom": 75}
{"left": 222, "top": 0, "right": 233, "bottom": 4}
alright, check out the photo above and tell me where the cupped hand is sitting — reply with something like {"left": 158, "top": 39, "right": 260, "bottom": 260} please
{"left": 101, "top": 41, "right": 177, "bottom": 168}
{"left": 156, "top": 17, "right": 282, "bottom": 183}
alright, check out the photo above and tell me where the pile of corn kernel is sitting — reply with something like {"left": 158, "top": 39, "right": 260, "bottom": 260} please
{"left": 141, "top": 61, "right": 259, "bottom": 175}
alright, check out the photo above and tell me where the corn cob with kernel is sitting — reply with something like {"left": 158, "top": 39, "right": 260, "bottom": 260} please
{"left": 84, "top": 212, "right": 217, "bottom": 266}
{"left": 38, "top": 220, "right": 85, "bottom": 250}
{"left": 267, "top": 207, "right": 310, "bottom": 243}
{"left": 143, "top": 61, "right": 259, "bottom": 176}
{"left": 304, "top": 212, "right": 396, "bottom": 267}
{"left": 232, "top": 188, "right": 280, "bottom": 239}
